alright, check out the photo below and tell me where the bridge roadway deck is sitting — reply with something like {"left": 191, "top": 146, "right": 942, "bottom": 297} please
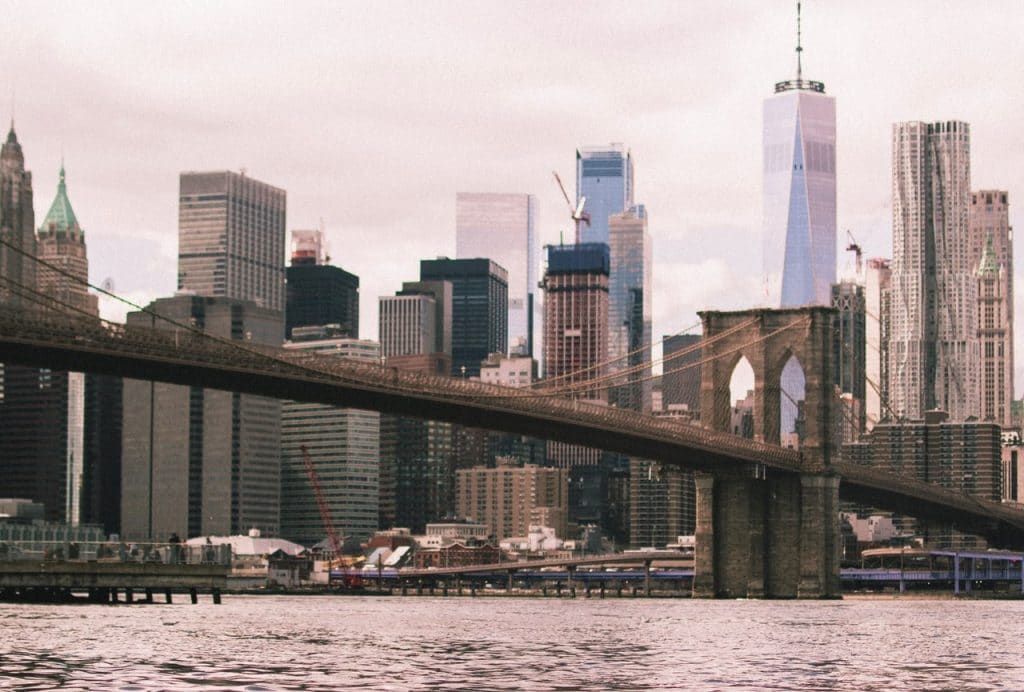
{"left": 3, "top": 307, "right": 1024, "bottom": 545}
{"left": 396, "top": 551, "right": 692, "bottom": 578}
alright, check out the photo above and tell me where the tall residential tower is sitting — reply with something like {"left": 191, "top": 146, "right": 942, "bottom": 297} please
{"left": 889, "top": 121, "right": 978, "bottom": 421}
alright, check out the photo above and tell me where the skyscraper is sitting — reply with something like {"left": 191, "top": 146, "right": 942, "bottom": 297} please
{"left": 970, "top": 191, "right": 1012, "bottom": 427}
{"left": 281, "top": 329, "right": 380, "bottom": 547}
{"left": 542, "top": 243, "right": 610, "bottom": 529}
{"left": 419, "top": 258, "right": 508, "bottom": 378}
{"left": 455, "top": 193, "right": 538, "bottom": 357}
{"left": 575, "top": 144, "right": 633, "bottom": 245}
{"left": 542, "top": 243, "right": 610, "bottom": 400}
{"left": 121, "top": 296, "right": 284, "bottom": 540}
{"left": 889, "top": 121, "right": 978, "bottom": 421}
{"left": 0, "top": 159, "right": 99, "bottom": 525}
{"left": 0, "top": 124, "right": 35, "bottom": 307}
{"left": 762, "top": 8, "right": 836, "bottom": 445}
{"left": 36, "top": 165, "right": 99, "bottom": 315}
{"left": 378, "top": 280, "right": 454, "bottom": 533}
{"left": 178, "top": 171, "right": 286, "bottom": 312}
{"left": 762, "top": 8, "right": 836, "bottom": 308}
{"left": 285, "top": 229, "right": 359, "bottom": 339}
{"left": 608, "top": 206, "right": 653, "bottom": 413}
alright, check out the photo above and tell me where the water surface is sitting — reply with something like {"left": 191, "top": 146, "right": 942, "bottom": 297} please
{"left": 3, "top": 595, "right": 1022, "bottom": 690}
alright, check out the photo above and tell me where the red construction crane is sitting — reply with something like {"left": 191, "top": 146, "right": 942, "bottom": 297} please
{"left": 552, "top": 171, "right": 590, "bottom": 244}
{"left": 300, "top": 444, "right": 361, "bottom": 588}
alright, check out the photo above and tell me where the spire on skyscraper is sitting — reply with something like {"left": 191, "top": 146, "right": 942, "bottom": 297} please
{"left": 1, "top": 120, "right": 23, "bottom": 168}
{"left": 775, "top": 2, "right": 824, "bottom": 94}
{"left": 39, "top": 162, "right": 80, "bottom": 237}
{"left": 796, "top": 2, "right": 803, "bottom": 82}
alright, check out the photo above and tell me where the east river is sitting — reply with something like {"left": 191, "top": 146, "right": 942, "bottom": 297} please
{"left": 2, "top": 595, "right": 1023, "bottom": 690}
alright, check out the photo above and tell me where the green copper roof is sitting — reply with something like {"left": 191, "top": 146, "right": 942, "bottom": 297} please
{"left": 39, "top": 164, "right": 81, "bottom": 236}
{"left": 977, "top": 232, "right": 999, "bottom": 277}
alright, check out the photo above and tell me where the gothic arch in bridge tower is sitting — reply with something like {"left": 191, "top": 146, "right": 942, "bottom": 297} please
{"left": 699, "top": 307, "right": 835, "bottom": 472}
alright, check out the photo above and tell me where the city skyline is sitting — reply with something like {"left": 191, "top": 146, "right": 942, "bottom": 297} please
{"left": 3, "top": 2, "right": 1023, "bottom": 387}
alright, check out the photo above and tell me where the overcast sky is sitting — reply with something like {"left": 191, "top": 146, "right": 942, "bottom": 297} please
{"left": 3, "top": 1, "right": 1023, "bottom": 387}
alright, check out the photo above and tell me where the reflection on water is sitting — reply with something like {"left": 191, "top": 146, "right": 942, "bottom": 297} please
{"left": 2, "top": 596, "right": 1023, "bottom": 690}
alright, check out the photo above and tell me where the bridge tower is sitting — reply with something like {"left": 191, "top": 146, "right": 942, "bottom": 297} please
{"left": 694, "top": 307, "right": 841, "bottom": 598}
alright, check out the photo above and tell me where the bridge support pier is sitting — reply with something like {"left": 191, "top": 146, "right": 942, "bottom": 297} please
{"left": 693, "top": 471, "right": 841, "bottom": 599}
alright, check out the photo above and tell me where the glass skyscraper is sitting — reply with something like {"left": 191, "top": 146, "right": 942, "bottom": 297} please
{"left": 455, "top": 193, "right": 538, "bottom": 357}
{"left": 419, "top": 258, "right": 508, "bottom": 378}
{"left": 762, "top": 28, "right": 836, "bottom": 445}
{"left": 575, "top": 144, "right": 633, "bottom": 245}
{"left": 608, "top": 205, "right": 653, "bottom": 413}
{"left": 762, "top": 77, "right": 836, "bottom": 308}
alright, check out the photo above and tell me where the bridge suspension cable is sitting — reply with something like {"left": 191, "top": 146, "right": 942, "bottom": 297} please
{"left": 531, "top": 316, "right": 760, "bottom": 396}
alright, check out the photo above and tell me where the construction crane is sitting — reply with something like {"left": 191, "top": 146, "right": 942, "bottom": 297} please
{"left": 552, "top": 171, "right": 590, "bottom": 243}
{"left": 845, "top": 230, "right": 863, "bottom": 276}
{"left": 300, "top": 444, "right": 362, "bottom": 589}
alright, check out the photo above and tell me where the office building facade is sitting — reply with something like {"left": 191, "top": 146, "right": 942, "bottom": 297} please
{"left": 542, "top": 243, "right": 610, "bottom": 397}
{"left": 662, "top": 334, "right": 702, "bottom": 415}
{"left": 281, "top": 331, "right": 380, "bottom": 547}
{"left": 121, "top": 296, "right": 284, "bottom": 540}
{"left": 889, "top": 121, "right": 978, "bottom": 421}
{"left": 0, "top": 125, "right": 35, "bottom": 307}
{"left": 969, "top": 191, "right": 1012, "bottom": 427}
{"left": 178, "top": 171, "right": 287, "bottom": 312}
{"left": 419, "top": 258, "right": 508, "bottom": 378}
{"left": 455, "top": 193, "right": 538, "bottom": 357}
{"left": 456, "top": 463, "right": 569, "bottom": 541}
{"left": 378, "top": 278, "right": 455, "bottom": 532}
{"left": 286, "top": 229, "right": 359, "bottom": 340}
{"left": 629, "top": 458, "right": 692, "bottom": 549}
{"left": 608, "top": 206, "right": 653, "bottom": 413}
{"left": 575, "top": 144, "right": 633, "bottom": 245}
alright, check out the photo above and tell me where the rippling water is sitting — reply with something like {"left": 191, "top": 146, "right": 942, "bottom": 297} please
{"left": 3, "top": 595, "right": 1023, "bottom": 690}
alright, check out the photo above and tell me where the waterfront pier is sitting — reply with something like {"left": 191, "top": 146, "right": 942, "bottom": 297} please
{"left": 0, "top": 542, "right": 230, "bottom": 604}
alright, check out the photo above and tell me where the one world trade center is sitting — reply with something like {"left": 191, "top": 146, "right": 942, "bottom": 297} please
{"left": 762, "top": 5, "right": 836, "bottom": 308}
{"left": 761, "top": 4, "right": 836, "bottom": 446}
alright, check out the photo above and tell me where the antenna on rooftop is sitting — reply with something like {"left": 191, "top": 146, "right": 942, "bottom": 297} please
{"left": 796, "top": 2, "right": 803, "bottom": 82}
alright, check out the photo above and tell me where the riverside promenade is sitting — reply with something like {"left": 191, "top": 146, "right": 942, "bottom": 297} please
{"left": 0, "top": 541, "right": 230, "bottom": 604}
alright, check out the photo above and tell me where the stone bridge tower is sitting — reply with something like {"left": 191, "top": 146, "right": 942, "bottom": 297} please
{"left": 693, "top": 307, "right": 841, "bottom": 598}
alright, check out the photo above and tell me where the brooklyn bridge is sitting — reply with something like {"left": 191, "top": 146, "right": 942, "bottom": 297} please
{"left": 1, "top": 301, "right": 1023, "bottom": 598}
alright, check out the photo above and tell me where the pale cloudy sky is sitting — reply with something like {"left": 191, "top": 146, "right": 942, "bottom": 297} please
{"left": 3, "top": 1, "right": 1023, "bottom": 385}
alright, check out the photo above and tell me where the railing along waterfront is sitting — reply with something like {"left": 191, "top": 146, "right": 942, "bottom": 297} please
{"left": 0, "top": 540, "right": 232, "bottom": 567}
